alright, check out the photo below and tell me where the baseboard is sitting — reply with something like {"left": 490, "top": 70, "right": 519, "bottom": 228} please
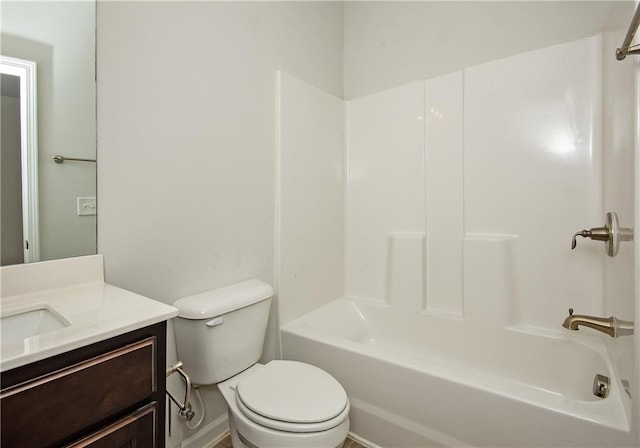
{"left": 348, "top": 431, "right": 383, "bottom": 448}
{"left": 180, "top": 414, "right": 229, "bottom": 448}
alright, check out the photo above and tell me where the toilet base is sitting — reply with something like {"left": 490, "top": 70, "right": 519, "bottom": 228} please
{"left": 228, "top": 410, "right": 349, "bottom": 448}
{"left": 229, "top": 413, "right": 250, "bottom": 448}
{"left": 219, "top": 364, "right": 350, "bottom": 448}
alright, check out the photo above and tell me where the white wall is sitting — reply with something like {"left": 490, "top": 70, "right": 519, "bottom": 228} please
{"left": 603, "top": 30, "right": 636, "bottom": 322}
{"left": 96, "top": 2, "right": 343, "bottom": 446}
{"left": 1, "top": 1, "right": 96, "bottom": 262}
{"left": 275, "top": 72, "right": 345, "bottom": 327}
{"left": 634, "top": 41, "right": 640, "bottom": 448}
{"left": 344, "top": 1, "right": 632, "bottom": 99}
{"left": 346, "top": 82, "right": 425, "bottom": 304}
{"left": 344, "top": 31, "right": 636, "bottom": 443}
{"left": 343, "top": 3, "right": 636, "bottom": 443}
{"left": 97, "top": 1, "right": 637, "bottom": 445}
{"left": 465, "top": 35, "right": 606, "bottom": 329}
{"left": 602, "top": 31, "right": 636, "bottom": 417}
{"left": 345, "top": 33, "right": 630, "bottom": 331}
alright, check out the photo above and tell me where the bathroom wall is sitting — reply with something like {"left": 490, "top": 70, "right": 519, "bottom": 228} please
{"left": 601, "top": 30, "right": 637, "bottom": 412}
{"left": 1, "top": 1, "right": 97, "bottom": 262}
{"left": 342, "top": 3, "right": 636, "bottom": 442}
{"left": 97, "top": 2, "right": 343, "bottom": 446}
{"left": 603, "top": 30, "right": 636, "bottom": 322}
{"left": 343, "top": 1, "right": 632, "bottom": 99}
{"left": 275, "top": 71, "right": 345, "bottom": 327}
{"left": 634, "top": 47, "right": 640, "bottom": 448}
{"left": 464, "top": 35, "right": 606, "bottom": 329}
{"left": 345, "top": 81, "right": 427, "bottom": 308}
{"left": 346, "top": 32, "right": 635, "bottom": 331}
{"left": 344, "top": 29, "right": 636, "bottom": 438}
{"left": 97, "top": 1, "right": 638, "bottom": 446}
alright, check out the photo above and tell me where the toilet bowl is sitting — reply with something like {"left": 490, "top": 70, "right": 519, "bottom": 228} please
{"left": 172, "top": 279, "right": 350, "bottom": 448}
{"left": 218, "top": 362, "right": 350, "bottom": 448}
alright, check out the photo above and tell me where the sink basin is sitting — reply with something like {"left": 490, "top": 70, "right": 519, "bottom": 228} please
{"left": 1, "top": 307, "right": 70, "bottom": 347}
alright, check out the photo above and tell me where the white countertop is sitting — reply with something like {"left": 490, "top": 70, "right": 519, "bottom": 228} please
{"left": 0, "top": 255, "right": 178, "bottom": 372}
{"left": 0, "top": 281, "right": 178, "bottom": 371}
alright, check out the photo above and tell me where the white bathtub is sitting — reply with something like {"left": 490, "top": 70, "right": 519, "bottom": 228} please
{"left": 281, "top": 298, "right": 634, "bottom": 447}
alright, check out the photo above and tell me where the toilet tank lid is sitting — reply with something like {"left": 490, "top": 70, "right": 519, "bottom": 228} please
{"left": 172, "top": 279, "right": 273, "bottom": 319}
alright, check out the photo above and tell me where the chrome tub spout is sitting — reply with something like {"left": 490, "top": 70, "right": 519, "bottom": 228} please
{"left": 562, "top": 308, "right": 634, "bottom": 338}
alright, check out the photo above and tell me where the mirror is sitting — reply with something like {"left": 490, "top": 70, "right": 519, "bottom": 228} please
{"left": 1, "top": 1, "right": 96, "bottom": 266}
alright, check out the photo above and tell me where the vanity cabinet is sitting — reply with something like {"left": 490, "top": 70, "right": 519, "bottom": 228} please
{"left": 0, "top": 322, "right": 167, "bottom": 448}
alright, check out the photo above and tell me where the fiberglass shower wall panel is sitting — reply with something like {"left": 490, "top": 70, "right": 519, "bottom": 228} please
{"left": 423, "top": 71, "right": 464, "bottom": 317}
{"left": 345, "top": 82, "right": 426, "bottom": 305}
{"left": 463, "top": 35, "right": 605, "bottom": 330}
{"left": 275, "top": 71, "right": 345, "bottom": 326}
{"left": 601, "top": 30, "right": 636, "bottom": 420}
{"left": 602, "top": 29, "right": 635, "bottom": 321}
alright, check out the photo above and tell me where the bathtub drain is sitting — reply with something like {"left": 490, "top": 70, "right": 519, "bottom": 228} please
{"left": 592, "top": 374, "right": 609, "bottom": 399}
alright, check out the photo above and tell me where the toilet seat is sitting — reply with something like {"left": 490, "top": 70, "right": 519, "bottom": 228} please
{"left": 236, "top": 393, "right": 350, "bottom": 433}
{"left": 235, "top": 360, "right": 349, "bottom": 433}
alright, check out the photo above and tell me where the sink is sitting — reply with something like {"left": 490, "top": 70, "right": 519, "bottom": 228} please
{"left": 1, "top": 307, "right": 70, "bottom": 347}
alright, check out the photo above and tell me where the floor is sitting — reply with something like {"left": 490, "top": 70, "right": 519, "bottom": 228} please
{"left": 210, "top": 434, "right": 367, "bottom": 448}
{"left": 342, "top": 438, "right": 368, "bottom": 448}
{"left": 210, "top": 434, "right": 232, "bottom": 448}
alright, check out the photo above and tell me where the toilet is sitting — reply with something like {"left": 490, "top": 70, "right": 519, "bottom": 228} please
{"left": 172, "top": 279, "right": 350, "bottom": 448}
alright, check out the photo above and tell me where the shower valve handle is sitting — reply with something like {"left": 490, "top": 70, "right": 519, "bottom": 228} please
{"left": 571, "top": 228, "right": 609, "bottom": 249}
{"left": 571, "top": 212, "right": 633, "bottom": 257}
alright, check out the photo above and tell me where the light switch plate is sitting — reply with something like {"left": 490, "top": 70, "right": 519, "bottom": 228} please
{"left": 77, "top": 197, "right": 97, "bottom": 216}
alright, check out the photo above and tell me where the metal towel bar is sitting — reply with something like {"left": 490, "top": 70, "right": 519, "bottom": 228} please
{"left": 616, "top": 3, "right": 640, "bottom": 60}
{"left": 52, "top": 155, "right": 96, "bottom": 164}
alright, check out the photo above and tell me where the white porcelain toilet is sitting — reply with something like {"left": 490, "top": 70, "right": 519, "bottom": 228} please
{"left": 172, "top": 279, "right": 350, "bottom": 448}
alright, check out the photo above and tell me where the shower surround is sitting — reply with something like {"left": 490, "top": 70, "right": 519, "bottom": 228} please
{"left": 276, "top": 31, "right": 636, "bottom": 447}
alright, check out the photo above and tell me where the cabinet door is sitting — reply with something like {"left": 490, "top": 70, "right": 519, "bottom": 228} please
{"left": 67, "top": 402, "right": 157, "bottom": 448}
{"left": 1, "top": 337, "right": 156, "bottom": 447}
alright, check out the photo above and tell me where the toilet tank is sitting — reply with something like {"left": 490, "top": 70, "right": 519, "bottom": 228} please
{"left": 172, "top": 279, "right": 273, "bottom": 385}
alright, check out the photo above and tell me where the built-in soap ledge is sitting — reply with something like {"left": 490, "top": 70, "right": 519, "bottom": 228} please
{"left": 0, "top": 255, "right": 178, "bottom": 372}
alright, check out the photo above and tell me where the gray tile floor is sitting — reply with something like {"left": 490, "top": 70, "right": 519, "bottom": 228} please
{"left": 210, "top": 434, "right": 367, "bottom": 448}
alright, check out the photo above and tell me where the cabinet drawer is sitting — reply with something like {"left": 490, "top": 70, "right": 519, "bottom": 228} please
{"left": 67, "top": 402, "right": 157, "bottom": 448}
{"left": 1, "top": 337, "right": 156, "bottom": 448}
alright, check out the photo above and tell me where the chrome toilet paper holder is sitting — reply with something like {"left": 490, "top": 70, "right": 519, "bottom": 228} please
{"left": 166, "top": 361, "right": 195, "bottom": 436}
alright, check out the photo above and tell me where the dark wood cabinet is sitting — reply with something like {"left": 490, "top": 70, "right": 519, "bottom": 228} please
{"left": 1, "top": 322, "right": 167, "bottom": 448}
{"left": 68, "top": 402, "right": 157, "bottom": 448}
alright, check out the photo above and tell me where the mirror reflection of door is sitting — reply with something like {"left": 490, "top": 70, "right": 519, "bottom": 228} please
{"left": 1, "top": 73, "right": 24, "bottom": 265}
{"left": 1, "top": 56, "right": 39, "bottom": 266}
{"left": 2, "top": 1, "right": 96, "bottom": 266}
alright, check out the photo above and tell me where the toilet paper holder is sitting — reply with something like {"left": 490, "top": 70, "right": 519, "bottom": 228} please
{"left": 166, "top": 361, "right": 195, "bottom": 434}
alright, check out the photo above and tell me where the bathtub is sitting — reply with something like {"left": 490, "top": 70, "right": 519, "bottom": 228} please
{"left": 280, "top": 298, "right": 634, "bottom": 447}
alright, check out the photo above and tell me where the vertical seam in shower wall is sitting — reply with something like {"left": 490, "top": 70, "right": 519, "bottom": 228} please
{"left": 423, "top": 73, "right": 464, "bottom": 318}
{"left": 595, "top": 34, "right": 606, "bottom": 316}
{"left": 273, "top": 70, "right": 283, "bottom": 359}
{"left": 422, "top": 80, "right": 428, "bottom": 313}
{"left": 460, "top": 69, "right": 466, "bottom": 319}
{"left": 343, "top": 100, "right": 351, "bottom": 300}
{"left": 341, "top": 2, "right": 349, "bottom": 301}
{"left": 636, "top": 38, "right": 640, "bottom": 448}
